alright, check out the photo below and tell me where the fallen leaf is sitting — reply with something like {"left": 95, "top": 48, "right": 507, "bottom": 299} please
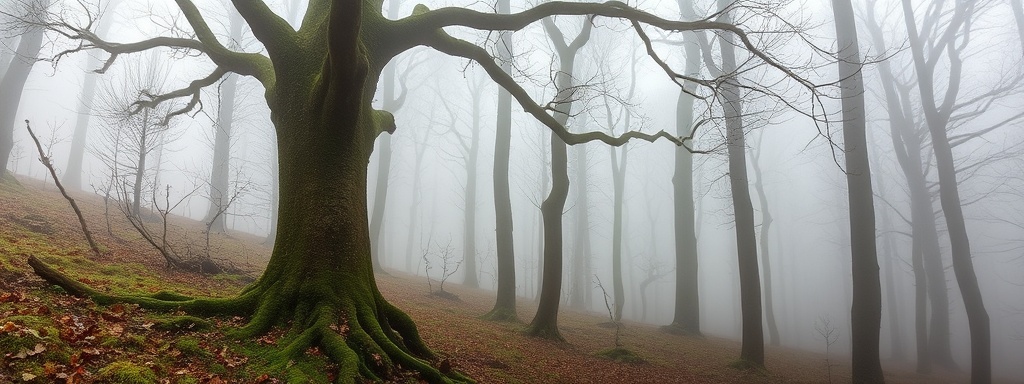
{"left": 21, "top": 373, "right": 36, "bottom": 381}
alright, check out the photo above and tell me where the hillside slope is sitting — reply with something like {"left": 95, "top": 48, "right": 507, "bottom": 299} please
{"left": 0, "top": 175, "right": 972, "bottom": 383}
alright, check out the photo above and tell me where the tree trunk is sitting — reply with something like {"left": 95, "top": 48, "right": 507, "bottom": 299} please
{"left": 0, "top": 36, "right": 15, "bottom": 76}
{"left": 462, "top": 86, "right": 482, "bottom": 289}
{"left": 1012, "top": 0, "right": 1024, "bottom": 54}
{"left": 832, "top": 0, "right": 885, "bottom": 381}
{"left": 667, "top": 0, "right": 701, "bottom": 335}
{"left": 367, "top": 0, "right": 407, "bottom": 273}
{"left": 64, "top": 1, "right": 123, "bottom": 190}
{"left": 610, "top": 143, "right": 627, "bottom": 322}
{"left": 569, "top": 144, "right": 592, "bottom": 310}
{"left": 750, "top": 134, "right": 780, "bottom": 347}
{"left": 404, "top": 139, "right": 427, "bottom": 273}
{"left": 203, "top": 10, "right": 244, "bottom": 232}
{"left": 717, "top": 2, "right": 764, "bottom": 366}
{"left": 901, "top": 1, "right": 991, "bottom": 381}
{"left": 484, "top": 0, "right": 518, "bottom": 322}
{"left": 0, "top": 26, "right": 45, "bottom": 178}
{"left": 528, "top": 18, "right": 590, "bottom": 335}
{"left": 132, "top": 109, "right": 149, "bottom": 216}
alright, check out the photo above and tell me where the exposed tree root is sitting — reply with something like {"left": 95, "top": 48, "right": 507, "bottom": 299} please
{"left": 480, "top": 307, "right": 519, "bottom": 323}
{"left": 660, "top": 323, "right": 704, "bottom": 337}
{"left": 26, "top": 255, "right": 473, "bottom": 383}
{"left": 524, "top": 322, "right": 565, "bottom": 342}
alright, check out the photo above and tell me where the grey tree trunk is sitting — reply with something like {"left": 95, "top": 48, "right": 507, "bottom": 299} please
{"left": 861, "top": 6, "right": 937, "bottom": 370}
{"left": 404, "top": 129, "right": 428, "bottom": 273}
{"left": 833, "top": 0, "right": 885, "bottom": 382}
{"left": 901, "top": 1, "right": 991, "bottom": 381}
{"left": 1012, "top": 0, "right": 1024, "bottom": 54}
{"left": 667, "top": 0, "right": 701, "bottom": 334}
{"left": 715, "top": 1, "right": 764, "bottom": 366}
{"left": 132, "top": 108, "right": 151, "bottom": 216}
{"left": 203, "top": 9, "right": 245, "bottom": 233}
{"left": 609, "top": 140, "right": 627, "bottom": 322}
{"left": 527, "top": 17, "right": 591, "bottom": 339}
{"left": 367, "top": 0, "right": 407, "bottom": 273}
{"left": 485, "top": 0, "right": 518, "bottom": 321}
{"left": 461, "top": 83, "right": 484, "bottom": 288}
{"left": 0, "top": 36, "right": 15, "bottom": 76}
{"left": 63, "top": 0, "right": 123, "bottom": 190}
{"left": 568, "top": 143, "right": 592, "bottom": 310}
{"left": 750, "top": 133, "right": 780, "bottom": 347}
{"left": 0, "top": 24, "right": 45, "bottom": 178}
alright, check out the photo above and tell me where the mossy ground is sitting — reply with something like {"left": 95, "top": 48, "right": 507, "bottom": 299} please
{"left": 0, "top": 175, "right": 969, "bottom": 383}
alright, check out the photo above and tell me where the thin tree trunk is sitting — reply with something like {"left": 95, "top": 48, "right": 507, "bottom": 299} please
{"left": 203, "top": 9, "right": 243, "bottom": 233}
{"left": 1011, "top": 0, "right": 1024, "bottom": 54}
{"left": 64, "top": 0, "right": 122, "bottom": 190}
{"left": 132, "top": 109, "right": 149, "bottom": 216}
{"left": 0, "top": 24, "right": 45, "bottom": 178}
{"left": 610, "top": 143, "right": 627, "bottom": 322}
{"left": 484, "top": 0, "right": 518, "bottom": 322}
{"left": 404, "top": 135, "right": 428, "bottom": 273}
{"left": 569, "top": 143, "right": 592, "bottom": 310}
{"left": 717, "top": 1, "right": 764, "bottom": 366}
{"left": 750, "top": 133, "right": 780, "bottom": 347}
{"left": 528, "top": 18, "right": 591, "bottom": 338}
{"left": 367, "top": 0, "right": 407, "bottom": 273}
{"left": 667, "top": 0, "right": 702, "bottom": 335}
{"left": 462, "top": 85, "right": 483, "bottom": 288}
{"left": 901, "top": 1, "right": 991, "bottom": 381}
{"left": 833, "top": 0, "right": 884, "bottom": 381}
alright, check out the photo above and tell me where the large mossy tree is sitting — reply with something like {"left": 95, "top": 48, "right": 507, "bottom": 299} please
{"left": 26, "top": 0, "right": 819, "bottom": 381}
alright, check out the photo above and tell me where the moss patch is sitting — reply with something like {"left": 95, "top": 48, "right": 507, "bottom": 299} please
{"left": 97, "top": 361, "right": 158, "bottom": 384}
{"left": 175, "top": 337, "right": 212, "bottom": 360}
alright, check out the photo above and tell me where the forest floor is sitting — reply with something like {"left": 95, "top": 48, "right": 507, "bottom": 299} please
{"left": 0, "top": 174, "right": 979, "bottom": 383}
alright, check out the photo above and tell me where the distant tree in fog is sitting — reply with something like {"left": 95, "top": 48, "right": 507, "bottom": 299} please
{"left": 0, "top": 0, "right": 50, "bottom": 180}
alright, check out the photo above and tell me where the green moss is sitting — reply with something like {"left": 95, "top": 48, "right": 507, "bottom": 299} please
{"left": 174, "top": 337, "right": 212, "bottom": 359}
{"left": 100, "top": 265, "right": 127, "bottom": 276}
{"left": 596, "top": 347, "right": 646, "bottom": 364}
{"left": 209, "top": 363, "right": 227, "bottom": 375}
{"left": 175, "top": 376, "right": 200, "bottom": 384}
{"left": 97, "top": 361, "right": 158, "bottom": 384}
{"left": 150, "top": 315, "right": 212, "bottom": 332}
{"left": 234, "top": 335, "right": 332, "bottom": 382}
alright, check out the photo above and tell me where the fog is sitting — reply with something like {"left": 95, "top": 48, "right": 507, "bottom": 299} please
{"left": 2, "top": 0, "right": 1023, "bottom": 381}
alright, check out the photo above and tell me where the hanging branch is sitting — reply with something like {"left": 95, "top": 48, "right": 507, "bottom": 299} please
{"left": 24, "top": 120, "right": 101, "bottom": 258}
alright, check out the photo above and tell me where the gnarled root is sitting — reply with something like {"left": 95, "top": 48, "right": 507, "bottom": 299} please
{"left": 26, "top": 255, "right": 472, "bottom": 383}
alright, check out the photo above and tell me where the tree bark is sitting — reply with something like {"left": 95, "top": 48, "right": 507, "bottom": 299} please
{"left": 203, "top": 9, "right": 244, "bottom": 233}
{"left": 484, "top": 0, "right": 518, "bottom": 322}
{"left": 832, "top": 0, "right": 884, "bottom": 381}
{"left": 901, "top": 1, "right": 991, "bottom": 381}
{"left": 667, "top": 0, "right": 701, "bottom": 335}
{"left": 717, "top": 1, "right": 764, "bottom": 366}
{"left": 750, "top": 133, "right": 779, "bottom": 347}
{"left": 527, "top": 17, "right": 590, "bottom": 338}
{"left": 461, "top": 84, "right": 483, "bottom": 288}
{"left": 568, "top": 143, "right": 592, "bottom": 310}
{"left": 609, "top": 140, "right": 627, "bottom": 322}
{"left": 0, "top": 24, "right": 45, "bottom": 178}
